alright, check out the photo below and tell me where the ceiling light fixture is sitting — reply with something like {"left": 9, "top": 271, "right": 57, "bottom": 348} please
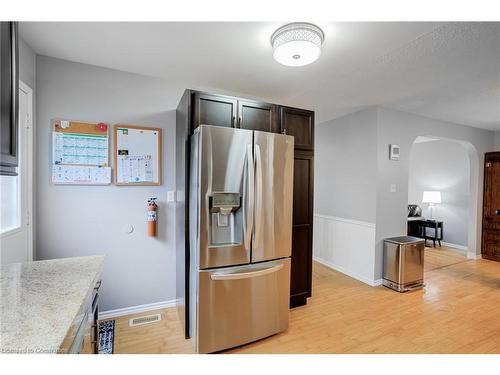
{"left": 271, "top": 23, "right": 325, "bottom": 67}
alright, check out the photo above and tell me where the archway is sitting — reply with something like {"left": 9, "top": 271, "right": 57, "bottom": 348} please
{"left": 408, "top": 135, "right": 480, "bottom": 259}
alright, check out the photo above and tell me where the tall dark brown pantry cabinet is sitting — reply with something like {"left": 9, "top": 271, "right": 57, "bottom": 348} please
{"left": 176, "top": 90, "right": 315, "bottom": 337}
{"left": 280, "top": 107, "right": 314, "bottom": 307}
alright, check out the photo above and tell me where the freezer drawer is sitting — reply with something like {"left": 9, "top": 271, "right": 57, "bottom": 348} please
{"left": 195, "top": 258, "right": 290, "bottom": 353}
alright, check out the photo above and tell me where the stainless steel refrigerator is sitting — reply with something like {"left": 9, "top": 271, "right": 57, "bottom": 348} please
{"left": 189, "top": 125, "right": 294, "bottom": 353}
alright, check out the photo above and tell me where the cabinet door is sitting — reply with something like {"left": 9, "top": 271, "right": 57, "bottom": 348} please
{"left": 280, "top": 107, "right": 314, "bottom": 151}
{"left": 290, "top": 153, "right": 314, "bottom": 307}
{"left": 192, "top": 93, "right": 237, "bottom": 131}
{"left": 0, "top": 22, "right": 19, "bottom": 174}
{"left": 237, "top": 100, "right": 278, "bottom": 133}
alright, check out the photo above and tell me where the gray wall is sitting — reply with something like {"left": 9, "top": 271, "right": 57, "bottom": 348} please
{"left": 316, "top": 106, "right": 495, "bottom": 282}
{"left": 408, "top": 140, "right": 470, "bottom": 247}
{"left": 19, "top": 37, "right": 36, "bottom": 89}
{"left": 375, "top": 107, "right": 494, "bottom": 278}
{"left": 495, "top": 131, "right": 500, "bottom": 151}
{"left": 36, "top": 55, "right": 185, "bottom": 311}
{"left": 315, "top": 108, "right": 378, "bottom": 223}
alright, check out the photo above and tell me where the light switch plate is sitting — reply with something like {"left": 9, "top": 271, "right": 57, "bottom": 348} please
{"left": 167, "top": 191, "right": 176, "bottom": 202}
{"left": 390, "top": 184, "right": 397, "bottom": 193}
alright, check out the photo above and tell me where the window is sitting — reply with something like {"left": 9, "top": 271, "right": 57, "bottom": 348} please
{"left": 1, "top": 85, "right": 21, "bottom": 233}
{"left": 0, "top": 173, "right": 20, "bottom": 232}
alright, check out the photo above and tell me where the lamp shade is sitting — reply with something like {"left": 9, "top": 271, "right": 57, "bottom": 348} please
{"left": 422, "top": 191, "right": 441, "bottom": 204}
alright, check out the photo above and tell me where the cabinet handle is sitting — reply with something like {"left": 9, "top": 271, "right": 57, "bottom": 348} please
{"left": 238, "top": 117, "right": 242, "bottom": 128}
{"left": 496, "top": 210, "right": 500, "bottom": 215}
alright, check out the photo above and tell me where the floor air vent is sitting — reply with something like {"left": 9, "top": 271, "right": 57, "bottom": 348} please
{"left": 129, "top": 313, "right": 162, "bottom": 327}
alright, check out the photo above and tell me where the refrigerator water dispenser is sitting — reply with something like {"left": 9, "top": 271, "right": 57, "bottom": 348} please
{"left": 209, "top": 192, "right": 242, "bottom": 246}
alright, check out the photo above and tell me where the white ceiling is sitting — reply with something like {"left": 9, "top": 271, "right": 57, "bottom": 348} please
{"left": 20, "top": 22, "right": 500, "bottom": 130}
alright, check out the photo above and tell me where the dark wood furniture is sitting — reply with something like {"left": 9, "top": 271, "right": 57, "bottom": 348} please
{"left": 290, "top": 151, "right": 314, "bottom": 307}
{"left": 280, "top": 106, "right": 314, "bottom": 151}
{"left": 407, "top": 219, "right": 422, "bottom": 238}
{"left": 0, "top": 22, "right": 19, "bottom": 175}
{"left": 238, "top": 100, "right": 278, "bottom": 133}
{"left": 407, "top": 219, "right": 443, "bottom": 248}
{"left": 191, "top": 92, "right": 279, "bottom": 133}
{"left": 421, "top": 220, "right": 443, "bottom": 248}
{"left": 176, "top": 89, "right": 315, "bottom": 336}
{"left": 482, "top": 152, "right": 500, "bottom": 262}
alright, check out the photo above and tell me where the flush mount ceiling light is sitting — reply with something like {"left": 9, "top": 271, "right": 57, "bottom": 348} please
{"left": 271, "top": 23, "right": 325, "bottom": 67}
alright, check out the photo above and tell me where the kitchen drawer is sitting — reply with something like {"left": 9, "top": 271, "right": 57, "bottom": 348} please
{"left": 68, "top": 311, "right": 88, "bottom": 354}
{"left": 59, "top": 279, "right": 100, "bottom": 354}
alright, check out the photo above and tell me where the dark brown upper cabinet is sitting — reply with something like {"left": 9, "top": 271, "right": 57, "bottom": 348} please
{"left": 192, "top": 93, "right": 237, "bottom": 131}
{"left": 237, "top": 100, "right": 278, "bottom": 133}
{"left": 280, "top": 107, "right": 314, "bottom": 151}
{"left": 191, "top": 92, "right": 280, "bottom": 134}
{"left": 0, "top": 22, "right": 19, "bottom": 175}
{"left": 181, "top": 89, "right": 315, "bottom": 310}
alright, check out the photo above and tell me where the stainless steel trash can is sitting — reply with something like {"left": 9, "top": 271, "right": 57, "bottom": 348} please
{"left": 383, "top": 236, "right": 425, "bottom": 292}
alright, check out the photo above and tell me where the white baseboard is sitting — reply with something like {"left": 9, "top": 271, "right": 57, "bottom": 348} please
{"left": 99, "top": 299, "right": 177, "bottom": 320}
{"left": 442, "top": 242, "right": 467, "bottom": 252}
{"left": 467, "top": 252, "right": 482, "bottom": 260}
{"left": 313, "top": 256, "right": 380, "bottom": 287}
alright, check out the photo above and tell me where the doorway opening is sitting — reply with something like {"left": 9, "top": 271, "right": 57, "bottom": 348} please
{"left": 407, "top": 136, "right": 471, "bottom": 272}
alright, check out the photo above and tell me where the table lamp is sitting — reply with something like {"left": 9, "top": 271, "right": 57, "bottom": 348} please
{"left": 422, "top": 191, "right": 441, "bottom": 219}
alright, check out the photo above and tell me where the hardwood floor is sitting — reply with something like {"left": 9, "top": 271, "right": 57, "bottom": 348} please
{"left": 105, "top": 250, "right": 500, "bottom": 354}
{"left": 424, "top": 245, "right": 467, "bottom": 272}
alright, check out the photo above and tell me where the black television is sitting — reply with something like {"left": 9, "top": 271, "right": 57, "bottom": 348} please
{"left": 0, "top": 22, "right": 19, "bottom": 175}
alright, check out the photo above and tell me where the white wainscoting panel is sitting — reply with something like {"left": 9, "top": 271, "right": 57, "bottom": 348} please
{"left": 313, "top": 214, "right": 377, "bottom": 286}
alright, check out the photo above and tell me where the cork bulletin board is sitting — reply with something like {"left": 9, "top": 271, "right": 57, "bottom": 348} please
{"left": 113, "top": 124, "right": 162, "bottom": 186}
{"left": 51, "top": 119, "right": 111, "bottom": 185}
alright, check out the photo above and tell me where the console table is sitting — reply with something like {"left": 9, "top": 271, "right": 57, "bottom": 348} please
{"left": 407, "top": 219, "right": 443, "bottom": 248}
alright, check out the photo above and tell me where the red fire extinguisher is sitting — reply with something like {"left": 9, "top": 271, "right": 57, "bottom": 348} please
{"left": 147, "top": 198, "right": 158, "bottom": 237}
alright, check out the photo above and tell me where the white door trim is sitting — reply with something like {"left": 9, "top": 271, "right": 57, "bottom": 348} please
{"left": 19, "top": 80, "right": 34, "bottom": 262}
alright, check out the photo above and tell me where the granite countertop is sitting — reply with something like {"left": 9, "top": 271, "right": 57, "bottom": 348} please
{"left": 0, "top": 256, "right": 104, "bottom": 354}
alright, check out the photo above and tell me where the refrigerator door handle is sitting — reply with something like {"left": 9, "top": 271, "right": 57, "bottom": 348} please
{"left": 243, "top": 144, "right": 254, "bottom": 251}
{"left": 210, "top": 264, "right": 283, "bottom": 281}
{"left": 254, "top": 144, "right": 263, "bottom": 247}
